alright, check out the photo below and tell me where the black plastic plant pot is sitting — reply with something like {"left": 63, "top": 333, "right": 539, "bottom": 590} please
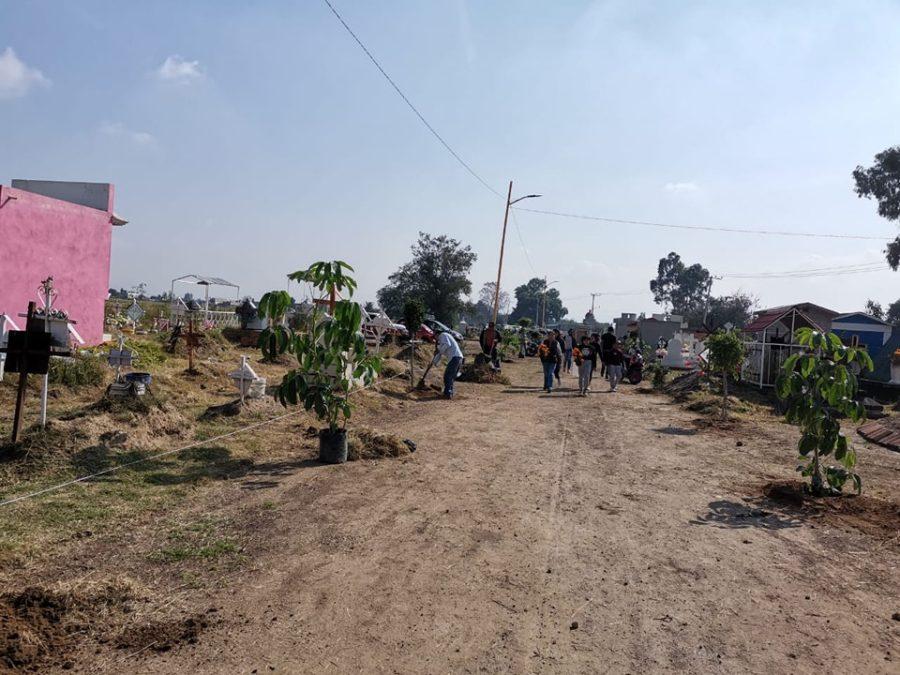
{"left": 319, "top": 428, "right": 348, "bottom": 464}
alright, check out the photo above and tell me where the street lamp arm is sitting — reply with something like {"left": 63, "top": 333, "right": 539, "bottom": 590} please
{"left": 509, "top": 194, "right": 542, "bottom": 206}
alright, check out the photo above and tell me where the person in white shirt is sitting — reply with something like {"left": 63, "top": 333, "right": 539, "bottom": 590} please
{"left": 433, "top": 329, "right": 463, "bottom": 399}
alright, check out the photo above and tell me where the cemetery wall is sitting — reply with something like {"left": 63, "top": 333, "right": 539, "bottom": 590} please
{"left": 0, "top": 185, "right": 113, "bottom": 345}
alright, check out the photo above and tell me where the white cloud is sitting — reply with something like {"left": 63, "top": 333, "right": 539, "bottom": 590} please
{"left": 664, "top": 181, "right": 700, "bottom": 193}
{"left": 100, "top": 121, "right": 157, "bottom": 147}
{"left": 0, "top": 47, "right": 50, "bottom": 100}
{"left": 156, "top": 55, "right": 203, "bottom": 83}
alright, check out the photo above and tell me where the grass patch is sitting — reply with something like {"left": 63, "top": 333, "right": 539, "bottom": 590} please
{"left": 48, "top": 354, "right": 106, "bottom": 388}
{"left": 151, "top": 517, "right": 241, "bottom": 563}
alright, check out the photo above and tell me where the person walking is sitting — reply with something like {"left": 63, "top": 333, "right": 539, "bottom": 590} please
{"left": 552, "top": 329, "right": 564, "bottom": 386}
{"left": 433, "top": 328, "right": 463, "bottom": 399}
{"left": 607, "top": 341, "right": 625, "bottom": 392}
{"left": 539, "top": 331, "right": 562, "bottom": 393}
{"left": 563, "top": 329, "right": 575, "bottom": 374}
{"left": 600, "top": 326, "right": 616, "bottom": 379}
{"left": 589, "top": 332, "right": 602, "bottom": 382}
{"left": 576, "top": 334, "right": 598, "bottom": 395}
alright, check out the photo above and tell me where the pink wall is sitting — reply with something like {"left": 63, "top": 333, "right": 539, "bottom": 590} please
{"left": 0, "top": 185, "right": 115, "bottom": 345}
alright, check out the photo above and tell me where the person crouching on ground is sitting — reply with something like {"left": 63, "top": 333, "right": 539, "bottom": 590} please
{"left": 606, "top": 341, "right": 625, "bottom": 392}
{"left": 539, "top": 331, "right": 563, "bottom": 393}
{"left": 433, "top": 328, "right": 463, "bottom": 399}
{"left": 576, "top": 335, "right": 597, "bottom": 396}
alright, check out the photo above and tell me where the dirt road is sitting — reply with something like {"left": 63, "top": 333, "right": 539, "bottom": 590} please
{"left": 89, "top": 360, "right": 898, "bottom": 674}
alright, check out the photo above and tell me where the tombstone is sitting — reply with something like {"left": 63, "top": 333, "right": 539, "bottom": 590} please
{"left": 229, "top": 356, "right": 266, "bottom": 401}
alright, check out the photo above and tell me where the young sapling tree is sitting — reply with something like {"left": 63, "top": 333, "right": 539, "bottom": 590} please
{"left": 705, "top": 329, "right": 746, "bottom": 419}
{"left": 259, "top": 261, "right": 381, "bottom": 463}
{"left": 775, "top": 328, "right": 873, "bottom": 495}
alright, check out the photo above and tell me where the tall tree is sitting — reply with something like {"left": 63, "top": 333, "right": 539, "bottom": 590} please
{"left": 650, "top": 252, "right": 712, "bottom": 315}
{"left": 887, "top": 298, "right": 900, "bottom": 326}
{"left": 853, "top": 146, "right": 900, "bottom": 270}
{"left": 509, "top": 277, "right": 568, "bottom": 325}
{"left": 865, "top": 299, "right": 884, "bottom": 320}
{"left": 685, "top": 292, "right": 756, "bottom": 330}
{"left": 376, "top": 232, "right": 477, "bottom": 324}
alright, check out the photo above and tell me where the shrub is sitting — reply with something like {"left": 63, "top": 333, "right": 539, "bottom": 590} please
{"left": 402, "top": 299, "right": 426, "bottom": 338}
{"left": 48, "top": 354, "right": 106, "bottom": 388}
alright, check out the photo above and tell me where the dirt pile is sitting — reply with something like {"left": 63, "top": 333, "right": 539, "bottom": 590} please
{"left": 0, "top": 580, "right": 211, "bottom": 670}
{"left": 1, "top": 581, "right": 130, "bottom": 671}
{"left": 762, "top": 481, "right": 900, "bottom": 543}
{"left": 348, "top": 428, "right": 414, "bottom": 461}
{"left": 458, "top": 360, "right": 510, "bottom": 385}
{"left": 379, "top": 358, "right": 409, "bottom": 379}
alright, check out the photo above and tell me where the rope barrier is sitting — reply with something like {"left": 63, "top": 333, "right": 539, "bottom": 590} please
{"left": 0, "top": 371, "right": 409, "bottom": 508}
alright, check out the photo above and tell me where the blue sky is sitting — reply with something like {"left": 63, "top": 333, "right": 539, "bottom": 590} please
{"left": 1, "top": 0, "right": 898, "bottom": 321}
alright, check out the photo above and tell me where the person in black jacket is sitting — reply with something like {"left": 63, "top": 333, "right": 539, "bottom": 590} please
{"left": 607, "top": 342, "right": 626, "bottom": 391}
{"left": 599, "top": 326, "right": 616, "bottom": 379}
{"left": 576, "top": 335, "right": 598, "bottom": 395}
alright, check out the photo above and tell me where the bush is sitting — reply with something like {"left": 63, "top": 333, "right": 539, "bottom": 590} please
{"left": 647, "top": 362, "right": 669, "bottom": 389}
{"left": 48, "top": 354, "right": 106, "bottom": 388}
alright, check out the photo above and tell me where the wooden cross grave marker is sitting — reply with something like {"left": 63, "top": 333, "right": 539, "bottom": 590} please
{"left": 0, "top": 302, "right": 53, "bottom": 443}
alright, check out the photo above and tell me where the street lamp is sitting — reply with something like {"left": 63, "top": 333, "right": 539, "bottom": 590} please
{"left": 537, "top": 278, "right": 559, "bottom": 327}
{"left": 491, "top": 181, "right": 541, "bottom": 328}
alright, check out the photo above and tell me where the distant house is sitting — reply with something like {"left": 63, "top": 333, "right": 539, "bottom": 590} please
{"left": 831, "top": 313, "right": 893, "bottom": 353}
{"left": 741, "top": 304, "right": 834, "bottom": 387}
{"left": 0, "top": 180, "right": 126, "bottom": 345}
{"left": 754, "top": 302, "right": 839, "bottom": 333}
{"left": 639, "top": 313, "right": 685, "bottom": 346}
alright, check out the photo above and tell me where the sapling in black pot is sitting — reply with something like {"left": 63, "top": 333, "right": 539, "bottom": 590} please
{"left": 258, "top": 261, "right": 381, "bottom": 463}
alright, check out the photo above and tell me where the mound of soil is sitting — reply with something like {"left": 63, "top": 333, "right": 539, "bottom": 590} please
{"left": 762, "top": 480, "right": 900, "bottom": 543}
{"left": 458, "top": 360, "right": 510, "bottom": 385}
{"left": 379, "top": 358, "right": 409, "bottom": 379}
{"left": 0, "top": 582, "right": 132, "bottom": 671}
{"left": 348, "top": 429, "right": 414, "bottom": 461}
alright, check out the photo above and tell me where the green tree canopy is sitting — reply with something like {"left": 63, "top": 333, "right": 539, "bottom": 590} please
{"left": 887, "top": 298, "right": 900, "bottom": 326}
{"left": 509, "top": 278, "right": 568, "bottom": 325}
{"left": 649, "top": 252, "right": 712, "bottom": 315}
{"left": 853, "top": 145, "right": 900, "bottom": 270}
{"left": 685, "top": 292, "right": 756, "bottom": 330}
{"left": 376, "top": 232, "right": 477, "bottom": 324}
{"left": 865, "top": 299, "right": 884, "bottom": 320}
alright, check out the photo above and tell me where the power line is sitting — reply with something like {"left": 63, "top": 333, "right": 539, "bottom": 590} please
{"left": 514, "top": 206, "right": 892, "bottom": 241}
{"left": 510, "top": 209, "right": 537, "bottom": 275}
{"left": 321, "top": 0, "right": 502, "bottom": 198}
{"left": 723, "top": 264, "right": 887, "bottom": 279}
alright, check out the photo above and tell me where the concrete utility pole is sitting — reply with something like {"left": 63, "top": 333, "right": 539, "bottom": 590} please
{"left": 492, "top": 182, "right": 541, "bottom": 329}
{"left": 702, "top": 276, "right": 724, "bottom": 327}
{"left": 590, "top": 292, "right": 601, "bottom": 316}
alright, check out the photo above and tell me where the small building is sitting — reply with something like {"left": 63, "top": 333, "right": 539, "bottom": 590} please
{"left": 0, "top": 180, "right": 126, "bottom": 345}
{"left": 741, "top": 304, "right": 829, "bottom": 387}
{"left": 639, "top": 313, "right": 685, "bottom": 347}
{"left": 831, "top": 312, "right": 894, "bottom": 353}
{"left": 868, "top": 330, "right": 900, "bottom": 385}
{"left": 613, "top": 313, "right": 639, "bottom": 339}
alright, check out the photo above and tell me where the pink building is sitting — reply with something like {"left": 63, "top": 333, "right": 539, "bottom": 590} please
{"left": 0, "top": 180, "right": 127, "bottom": 345}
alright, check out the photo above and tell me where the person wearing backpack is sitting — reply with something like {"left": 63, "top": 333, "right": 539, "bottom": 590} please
{"left": 538, "top": 331, "right": 563, "bottom": 393}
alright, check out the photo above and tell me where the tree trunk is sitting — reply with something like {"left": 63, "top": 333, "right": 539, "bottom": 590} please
{"left": 811, "top": 448, "right": 823, "bottom": 496}
{"left": 721, "top": 371, "right": 728, "bottom": 420}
